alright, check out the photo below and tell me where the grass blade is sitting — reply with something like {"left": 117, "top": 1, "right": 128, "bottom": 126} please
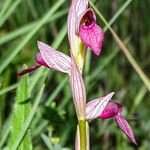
{"left": 11, "top": 83, "right": 45, "bottom": 150}
{"left": 8, "top": 69, "right": 32, "bottom": 150}
{"left": 0, "top": 9, "right": 67, "bottom": 45}
{"left": 41, "top": 133, "right": 54, "bottom": 150}
{"left": 0, "top": 0, "right": 12, "bottom": 19}
{"left": 46, "top": 77, "right": 68, "bottom": 106}
{"left": 0, "top": 0, "right": 22, "bottom": 28}
{"left": 89, "top": 0, "right": 150, "bottom": 92}
{"left": 0, "top": 0, "right": 65, "bottom": 74}
{"left": 103, "top": 0, "right": 133, "bottom": 32}
{"left": 0, "top": 115, "right": 12, "bottom": 148}
{"left": 0, "top": 83, "right": 18, "bottom": 96}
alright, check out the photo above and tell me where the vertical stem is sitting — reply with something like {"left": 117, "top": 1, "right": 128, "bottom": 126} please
{"left": 79, "top": 120, "right": 86, "bottom": 150}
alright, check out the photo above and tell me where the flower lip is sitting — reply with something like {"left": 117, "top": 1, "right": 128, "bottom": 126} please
{"left": 99, "top": 101, "right": 120, "bottom": 119}
{"left": 78, "top": 8, "right": 104, "bottom": 56}
{"left": 80, "top": 9, "right": 95, "bottom": 28}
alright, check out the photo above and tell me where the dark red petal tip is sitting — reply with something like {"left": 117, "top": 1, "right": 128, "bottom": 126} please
{"left": 18, "top": 64, "right": 41, "bottom": 76}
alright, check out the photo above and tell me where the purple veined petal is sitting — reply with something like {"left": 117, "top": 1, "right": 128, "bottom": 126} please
{"left": 75, "top": 0, "right": 88, "bottom": 18}
{"left": 67, "top": 0, "right": 88, "bottom": 55}
{"left": 75, "top": 0, "right": 89, "bottom": 33}
{"left": 70, "top": 55, "right": 86, "bottom": 120}
{"left": 68, "top": 0, "right": 88, "bottom": 42}
{"left": 114, "top": 114, "right": 137, "bottom": 145}
{"left": 99, "top": 102, "right": 122, "bottom": 119}
{"left": 79, "top": 9, "right": 104, "bottom": 56}
{"left": 38, "top": 41, "right": 71, "bottom": 74}
{"left": 86, "top": 92, "right": 114, "bottom": 120}
{"left": 75, "top": 123, "right": 90, "bottom": 150}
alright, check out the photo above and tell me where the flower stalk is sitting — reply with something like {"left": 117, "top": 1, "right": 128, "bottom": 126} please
{"left": 79, "top": 120, "right": 86, "bottom": 150}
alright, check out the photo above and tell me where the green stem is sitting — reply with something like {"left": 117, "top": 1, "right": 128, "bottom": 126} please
{"left": 79, "top": 120, "right": 86, "bottom": 150}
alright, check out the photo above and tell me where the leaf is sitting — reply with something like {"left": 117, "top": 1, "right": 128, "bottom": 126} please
{"left": 9, "top": 69, "right": 32, "bottom": 150}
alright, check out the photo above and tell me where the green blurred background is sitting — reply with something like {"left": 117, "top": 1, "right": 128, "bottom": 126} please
{"left": 0, "top": 0, "right": 150, "bottom": 149}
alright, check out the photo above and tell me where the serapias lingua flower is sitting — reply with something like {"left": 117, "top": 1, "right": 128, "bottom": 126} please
{"left": 18, "top": 41, "right": 71, "bottom": 76}
{"left": 68, "top": 0, "right": 104, "bottom": 57}
{"left": 86, "top": 99, "right": 137, "bottom": 145}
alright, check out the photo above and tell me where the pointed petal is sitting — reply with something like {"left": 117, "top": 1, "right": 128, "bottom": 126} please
{"left": 75, "top": 0, "right": 88, "bottom": 18}
{"left": 38, "top": 41, "right": 71, "bottom": 74}
{"left": 67, "top": 0, "right": 88, "bottom": 61}
{"left": 99, "top": 102, "right": 122, "bottom": 119}
{"left": 70, "top": 56, "right": 86, "bottom": 120}
{"left": 114, "top": 115, "right": 137, "bottom": 145}
{"left": 75, "top": 0, "right": 89, "bottom": 33}
{"left": 68, "top": 0, "right": 88, "bottom": 41}
{"left": 18, "top": 64, "right": 41, "bottom": 76}
{"left": 86, "top": 92, "right": 114, "bottom": 120}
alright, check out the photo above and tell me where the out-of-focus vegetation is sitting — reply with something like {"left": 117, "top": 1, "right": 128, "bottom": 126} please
{"left": 0, "top": 0, "right": 150, "bottom": 149}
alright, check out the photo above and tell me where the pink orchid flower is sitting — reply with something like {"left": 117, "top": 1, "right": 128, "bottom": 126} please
{"left": 72, "top": 54, "right": 137, "bottom": 147}
{"left": 68, "top": 0, "right": 104, "bottom": 56}
{"left": 69, "top": 52, "right": 136, "bottom": 146}
{"left": 86, "top": 100, "right": 137, "bottom": 145}
{"left": 18, "top": 41, "right": 71, "bottom": 76}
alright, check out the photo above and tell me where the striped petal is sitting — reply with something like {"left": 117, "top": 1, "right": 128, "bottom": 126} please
{"left": 70, "top": 56, "right": 86, "bottom": 120}
{"left": 114, "top": 115, "right": 137, "bottom": 145}
{"left": 86, "top": 92, "right": 114, "bottom": 120}
{"left": 68, "top": 0, "right": 88, "bottom": 44}
{"left": 67, "top": 0, "right": 88, "bottom": 64}
{"left": 38, "top": 41, "right": 71, "bottom": 74}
